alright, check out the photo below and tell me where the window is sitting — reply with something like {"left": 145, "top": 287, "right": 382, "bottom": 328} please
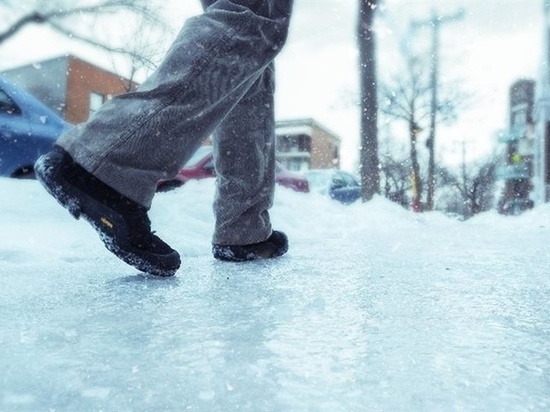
{"left": 335, "top": 171, "right": 360, "bottom": 187}
{"left": 0, "top": 89, "right": 21, "bottom": 115}
{"left": 89, "top": 92, "right": 105, "bottom": 116}
{"left": 276, "top": 133, "right": 311, "bottom": 153}
{"left": 513, "top": 109, "right": 527, "bottom": 128}
{"left": 287, "top": 159, "right": 303, "bottom": 171}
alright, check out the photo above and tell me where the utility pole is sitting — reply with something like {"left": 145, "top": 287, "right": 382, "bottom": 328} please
{"left": 413, "top": 9, "right": 464, "bottom": 210}
{"left": 461, "top": 140, "right": 467, "bottom": 191}
{"left": 358, "top": 0, "right": 379, "bottom": 202}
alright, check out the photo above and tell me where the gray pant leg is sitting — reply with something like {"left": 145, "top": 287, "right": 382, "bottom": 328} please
{"left": 200, "top": 0, "right": 278, "bottom": 245}
{"left": 212, "top": 64, "right": 276, "bottom": 245}
{"left": 56, "top": 0, "right": 293, "bottom": 210}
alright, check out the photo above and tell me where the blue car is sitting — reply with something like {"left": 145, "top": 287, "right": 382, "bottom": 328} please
{"left": 304, "top": 169, "right": 362, "bottom": 204}
{"left": 0, "top": 76, "right": 69, "bottom": 178}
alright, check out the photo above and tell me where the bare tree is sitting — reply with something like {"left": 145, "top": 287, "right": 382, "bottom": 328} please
{"left": 380, "top": 48, "right": 465, "bottom": 212}
{"left": 108, "top": 12, "right": 173, "bottom": 90}
{"left": 358, "top": 0, "right": 379, "bottom": 202}
{"left": 453, "top": 153, "right": 498, "bottom": 219}
{"left": 379, "top": 154, "right": 412, "bottom": 208}
{"left": 434, "top": 149, "right": 498, "bottom": 219}
{"left": 380, "top": 54, "right": 431, "bottom": 211}
{"left": 0, "top": 0, "right": 169, "bottom": 65}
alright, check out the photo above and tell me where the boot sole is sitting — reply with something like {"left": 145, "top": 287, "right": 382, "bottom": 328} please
{"left": 35, "top": 155, "right": 179, "bottom": 277}
{"left": 212, "top": 231, "right": 288, "bottom": 262}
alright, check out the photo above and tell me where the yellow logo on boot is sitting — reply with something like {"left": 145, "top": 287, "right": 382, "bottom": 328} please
{"left": 100, "top": 217, "right": 114, "bottom": 229}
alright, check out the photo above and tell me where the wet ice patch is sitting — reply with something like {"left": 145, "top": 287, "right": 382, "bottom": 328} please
{"left": 81, "top": 387, "right": 111, "bottom": 399}
{"left": 2, "top": 393, "right": 35, "bottom": 406}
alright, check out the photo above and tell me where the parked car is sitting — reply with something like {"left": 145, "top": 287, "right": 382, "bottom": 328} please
{"left": 304, "top": 169, "right": 362, "bottom": 204}
{"left": 0, "top": 76, "right": 70, "bottom": 178}
{"left": 157, "top": 146, "right": 310, "bottom": 193}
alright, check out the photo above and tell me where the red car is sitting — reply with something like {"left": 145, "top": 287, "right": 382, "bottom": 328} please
{"left": 157, "top": 146, "right": 309, "bottom": 193}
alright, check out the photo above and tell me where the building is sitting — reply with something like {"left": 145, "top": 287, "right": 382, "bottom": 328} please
{"left": 535, "top": 0, "right": 550, "bottom": 203}
{"left": 497, "top": 79, "right": 536, "bottom": 213}
{"left": 275, "top": 118, "right": 340, "bottom": 171}
{"left": 2, "top": 55, "right": 138, "bottom": 125}
{"left": 3, "top": 57, "right": 341, "bottom": 170}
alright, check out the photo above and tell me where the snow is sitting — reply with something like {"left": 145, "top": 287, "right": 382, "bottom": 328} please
{"left": 1, "top": 176, "right": 550, "bottom": 411}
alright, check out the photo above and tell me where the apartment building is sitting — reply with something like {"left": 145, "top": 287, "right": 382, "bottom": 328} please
{"left": 275, "top": 118, "right": 341, "bottom": 171}
{"left": 498, "top": 79, "right": 535, "bottom": 213}
{"left": 2, "top": 55, "right": 138, "bottom": 125}
{"left": 534, "top": 0, "right": 550, "bottom": 203}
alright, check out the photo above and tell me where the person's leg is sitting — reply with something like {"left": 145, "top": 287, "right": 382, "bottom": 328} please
{"left": 210, "top": 65, "right": 289, "bottom": 261}
{"left": 35, "top": 0, "right": 293, "bottom": 275}
{"left": 199, "top": 0, "right": 288, "bottom": 260}
{"left": 211, "top": 64, "right": 276, "bottom": 246}
{"left": 57, "top": 0, "right": 293, "bottom": 209}
{"left": 199, "top": 0, "right": 283, "bottom": 248}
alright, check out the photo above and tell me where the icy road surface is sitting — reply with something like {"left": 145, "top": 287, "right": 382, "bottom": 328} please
{"left": 1, "top": 178, "right": 549, "bottom": 411}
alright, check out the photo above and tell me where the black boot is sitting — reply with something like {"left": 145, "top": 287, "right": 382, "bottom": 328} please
{"left": 35, "top": 146, "right": 180, "bottom": 276}
{"left": 212, "top": 230, "right": 288, "bottom": 262}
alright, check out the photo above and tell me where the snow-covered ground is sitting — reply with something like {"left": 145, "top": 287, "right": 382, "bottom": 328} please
{"left": 1, "top": 176, "right": 549, "bottom": 411}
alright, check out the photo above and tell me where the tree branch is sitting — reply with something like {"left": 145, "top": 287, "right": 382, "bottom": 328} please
{"left": 48, "top": 20, "right": 157, "bottom": 68}
{"left": 0, "top": 0, "right": 166, "bottom": 46}
{"left": 0, "top": 11, "right": 45, "bottom": 44}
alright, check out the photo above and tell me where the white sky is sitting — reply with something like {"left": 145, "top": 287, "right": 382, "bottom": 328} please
{"left": 0, "top": 0, "right": 544, "bottom": 170}
{"left": 276, "top": 0, "right": 544, "bottom": 169}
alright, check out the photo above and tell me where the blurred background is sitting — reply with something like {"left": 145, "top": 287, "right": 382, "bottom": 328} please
{"left": 0, "top": 0, "right": 546, "bottom": 219}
